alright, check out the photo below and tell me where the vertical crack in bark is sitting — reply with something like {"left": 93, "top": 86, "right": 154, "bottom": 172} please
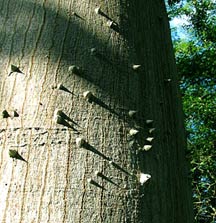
{"left": 4, "top": 1, "right": 24, "bottom": 110}
{"left": 78, "top": 153, "right": 88, "bottom": 223}
{"left": 35, "top": 131, "right": 50, "bottom": 223}
{"left": 20, "top": 0, "right": 47, "bottom": 127}
{"left": 35, "top": 0, "right": 61, "bottom": 124}
{"left": 62, "top": 132, "right": 71, "bottom": 223}
{"left": 7, "top": 0, "right": 24, "bottom": 62}
{"left": 20, "top": 0, "right": 37, "bottom": 60}
{"left": 1, "top": 131, "right": 15, "bottom": 223}
{"left": 41, "top": 2, "right": 72, "bottom": 126}
{"left": 18, "top": 130, "right": 31, "bottom": 223}
{"left": 54, "top": 7, "right": 71, "bottom": 84}
{"left": 99, "top": 127, "right": 106, "bottom": 222}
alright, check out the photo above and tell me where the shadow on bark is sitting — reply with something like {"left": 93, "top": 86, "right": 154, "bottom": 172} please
{"left": 95, "top": 171, "right": 119, "bottom": 187}
{"left": 81, "top": 141, "right": 110, "bottom": 161}
{"left": 0, "top": 0, "right": 150, "bottom": 122}
{"left": 80, "top": 139, "right": 131, "bottom": 176}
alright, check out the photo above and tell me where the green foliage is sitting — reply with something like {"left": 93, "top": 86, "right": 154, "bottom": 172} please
{"left": 168, "top": 0, "right": 216, "bottom": 222}
{"left": 183, "top": 79, "right": 216, "bottom": 222}
{"left": 174, "top": 41, "right": 216, "bottom": 79}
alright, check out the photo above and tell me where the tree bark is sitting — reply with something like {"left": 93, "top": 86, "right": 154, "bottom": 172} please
{"left": 0, "top": 0, "right": 193, "bottom": 222}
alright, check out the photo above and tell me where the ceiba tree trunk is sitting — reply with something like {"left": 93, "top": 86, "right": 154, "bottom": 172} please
{"left": 0, "top": 0, "right": 193, "bottom": 222}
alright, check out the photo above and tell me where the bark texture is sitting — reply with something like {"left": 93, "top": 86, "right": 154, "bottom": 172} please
{"left": 0, "top": 0, "right": 193, "bottom": 222}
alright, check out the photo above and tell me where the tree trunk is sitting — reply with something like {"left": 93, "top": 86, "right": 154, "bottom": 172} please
{"left": 0, "top": 0, "right": 193, "bottom": 222}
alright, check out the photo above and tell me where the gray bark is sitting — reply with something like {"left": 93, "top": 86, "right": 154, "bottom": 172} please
{"left": 0, "top": 0, "right": 193, "bottom": 222}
